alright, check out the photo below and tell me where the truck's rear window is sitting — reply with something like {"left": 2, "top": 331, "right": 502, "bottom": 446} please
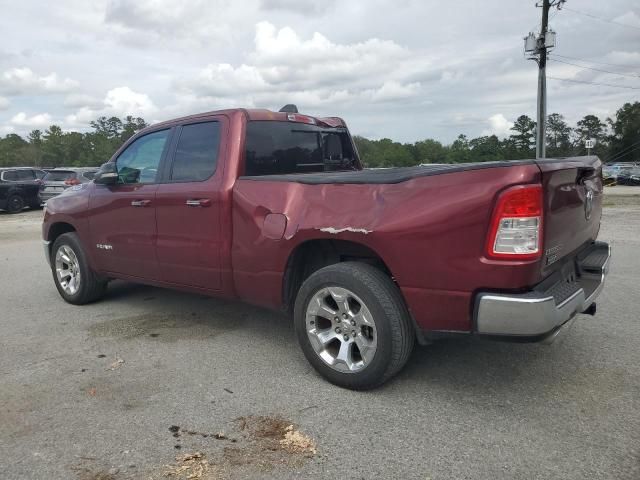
{"left": 244, "top": 121, "right": 356, "bottom": 176}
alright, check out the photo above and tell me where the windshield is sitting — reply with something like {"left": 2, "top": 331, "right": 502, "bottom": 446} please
{"left": 244, "top": 121, "right": 357, "bottom": 176}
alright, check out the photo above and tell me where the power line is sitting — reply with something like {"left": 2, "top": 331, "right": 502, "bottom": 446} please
{"left": 550, "top": 53, "right": 640, "bottom": 70}
{"left": 548, "top": 58, "right": 640, "bottom": 79}
{"left": 562, "top": 6, "right": 640, "bottom": 31}
{"left": 604, "top": 138, "right": 640, "bottom": 162}
{"left": 547, "top": 76, "right": 640, "bottom": 90}
{"left": 606, "top": 144, "right": 640, "bottom": 163}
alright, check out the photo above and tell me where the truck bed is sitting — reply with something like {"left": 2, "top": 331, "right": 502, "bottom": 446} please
{"left": 240, "top": 160, "right": 534, "bottom": 184}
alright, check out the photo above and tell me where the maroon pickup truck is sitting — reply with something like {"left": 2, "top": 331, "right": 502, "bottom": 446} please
{"left": 42, "top": 106, "right": 610, "bottom": 389}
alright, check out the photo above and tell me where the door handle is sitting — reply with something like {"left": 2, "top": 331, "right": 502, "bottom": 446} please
{"left": 130, "top": 199, "right": 151, "bottom": 207}
{"left": 185, "top": 199, "right": 211, "bottom": 207}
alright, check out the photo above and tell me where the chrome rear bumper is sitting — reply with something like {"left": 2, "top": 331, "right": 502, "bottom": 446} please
{"left": 474, "top": 242, "right": 611, "bottom": 339}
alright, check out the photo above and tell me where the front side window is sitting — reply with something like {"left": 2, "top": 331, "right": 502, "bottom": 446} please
{"left": 170, "top": 122, "right": 220, "bottom": 182}
{"left": 116, "top": 129, "right": 169, "bottom": 184}
{"left": 244, "top": 121, "right": 357, "bottom": 176}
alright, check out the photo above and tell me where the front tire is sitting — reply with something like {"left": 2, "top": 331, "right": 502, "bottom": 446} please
{"left": 294, "top": 262, "right": 415, "bottom": 390}
{"left": 51, "top": 233, "right": 107, "bottom": 305}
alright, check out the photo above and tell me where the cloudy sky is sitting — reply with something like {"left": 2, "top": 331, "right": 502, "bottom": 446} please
{"left": 0, "top": 0, "right": 638, "bottom": 143}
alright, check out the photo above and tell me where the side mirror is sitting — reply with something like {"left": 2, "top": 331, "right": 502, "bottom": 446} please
{"left": 94, "top": 162, "right": 118, "bottom": 185}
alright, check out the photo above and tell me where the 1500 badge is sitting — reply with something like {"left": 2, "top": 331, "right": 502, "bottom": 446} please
{"left": 545, "top": 244, "right": 564, "bottom": 266}
{"left": 96, "top": 244, "right": 113, "bottom": 250}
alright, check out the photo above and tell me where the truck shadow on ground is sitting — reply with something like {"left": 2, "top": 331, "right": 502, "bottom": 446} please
{"left": 96, "top": 281, "right": 597, "bottom": 399}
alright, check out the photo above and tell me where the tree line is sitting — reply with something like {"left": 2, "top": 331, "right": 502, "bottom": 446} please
{"left": 354, "top": 102, "right": 639, "bottom": 167}
{"left": 0, "top": 116, "right": 148, "bottom": 168}
{"left": 0, "top": 102, "right": 638, "bottom": 169}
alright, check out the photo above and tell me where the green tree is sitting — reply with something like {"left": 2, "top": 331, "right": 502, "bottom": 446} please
{"left": 546, "top": 113, "right": 572, "bottom": 157}
{"left": 574, "top": 114, "right": 608, "bottom": 157}
{"left": 42, "top": 126, "right": 66, "bottom": 167}
{"left": 607, "top": 102, "right": 640, "bottom": 163}
{"left": 509, "top": 115, "right": 536, "bottom": 154}
{"left": 0, "top": 134, "right": 28, "bottom": 167}
{"left": 446, "top": 134, "right": 471, "bottom": 163}
{"left": 413, "top": 139, "right": 447, "bottom": 164}
{"left": 469, "top": 135, "right": 504, "bottom": 162}
{"left": 90, "top": 116, "right": 124, "bottom": 139}
{"left": 120, "top": 116, "right": 148, "bottom": 143}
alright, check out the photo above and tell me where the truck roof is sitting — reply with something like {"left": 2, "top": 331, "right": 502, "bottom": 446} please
{"left": 147, "top": 108, "right": 347, "bottom": 132}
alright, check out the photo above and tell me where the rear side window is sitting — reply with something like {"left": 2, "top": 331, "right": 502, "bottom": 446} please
{"left": 44, "top": 171, "right": 76, "bottom": 182}
{"left": 170, "top": 122, "right": 220, "bottom": 182}
{"left": 3, "top": 169, "right": 35, "bottom": 181}
{"left": 2, "top": 170, "right": 18, "bottom": 181}
{"left": 244, "top": 121, "right": 356, "bottom": 176}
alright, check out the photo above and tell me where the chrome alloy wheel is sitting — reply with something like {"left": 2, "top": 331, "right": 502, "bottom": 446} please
{"left": 55, "top": 245, "right": 81, "bottom": 295}
{"left": 305, "top": 286, "right": 377, "bottom": 373}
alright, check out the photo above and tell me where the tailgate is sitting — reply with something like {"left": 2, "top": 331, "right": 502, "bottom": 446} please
{"left": 536, "top": 156, "right": 603, "bottom": 274}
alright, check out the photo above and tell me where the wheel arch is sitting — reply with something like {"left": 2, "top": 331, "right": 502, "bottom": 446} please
{"left": 282, "top": 238, "right": 395, "bottom": 314}
{"left": 46, "top": 222, "right": 77, "bottom": 255}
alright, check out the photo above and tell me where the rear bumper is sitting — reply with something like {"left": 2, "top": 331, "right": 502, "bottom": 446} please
{"left": 474, "top": 241, "right": 611, "bottom": 339}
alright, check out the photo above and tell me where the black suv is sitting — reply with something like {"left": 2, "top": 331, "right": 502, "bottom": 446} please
{"left": 0, "top": 167, "right": 46, "bottom": 213}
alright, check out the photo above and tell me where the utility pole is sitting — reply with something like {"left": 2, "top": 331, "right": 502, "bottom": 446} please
{"left": 524, "top": 1, "right": 564, "bottom": 159}
{"left": 536, "top": 0, "right": 550, "bottom": 159}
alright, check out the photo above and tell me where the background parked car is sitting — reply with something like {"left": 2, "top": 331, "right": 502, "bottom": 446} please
{"left": 0, "top": 167, "right": 44, "bottom": 213}
{"left": 39, "top": 167, "right": 98, "bottom": 204}
{"left": 616, "top": 166, "right": 640, "bottom": 186}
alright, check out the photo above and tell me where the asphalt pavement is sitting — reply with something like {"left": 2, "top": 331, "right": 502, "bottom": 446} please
{"left": 0, "top": 197, "right": 638, "bottom": 479}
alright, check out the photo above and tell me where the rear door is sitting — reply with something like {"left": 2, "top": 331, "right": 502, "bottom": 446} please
{"left": 88, "top": 128, "right": 173, "bottom": 279}
{"left": 155, "top": 117, "right": 226, "bottom": 290}
{"left": 536, "top": 156, "right": 603, "bottom": 274}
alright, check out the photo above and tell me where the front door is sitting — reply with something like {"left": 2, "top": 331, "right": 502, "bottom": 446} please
{"left": 155, "top": 119, "right": 225, "bottom": 291}
{"left": 89, "top": 128, "right": 172, "bottom": 279}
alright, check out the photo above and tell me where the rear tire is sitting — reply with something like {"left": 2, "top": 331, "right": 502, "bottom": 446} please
{"left": 51, "top": 233, "right": 107, "bottom": 305}
{"left": 6, "top": 194, "right": 25, "bottom": 213}
{"left": 294, "top": 262, "right": 415, "bottom": 390}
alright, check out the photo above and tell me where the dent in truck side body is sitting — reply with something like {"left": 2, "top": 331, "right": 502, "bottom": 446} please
{"left": 231, "top": 163, "right": 544, "bottom": 332}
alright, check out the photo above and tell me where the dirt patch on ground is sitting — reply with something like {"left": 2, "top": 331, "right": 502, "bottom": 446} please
{"left": 87, "top": 313, "right": 225, "bottom": 342}
{"left": 149, "top": 416, "right": 317, "bottom": 479}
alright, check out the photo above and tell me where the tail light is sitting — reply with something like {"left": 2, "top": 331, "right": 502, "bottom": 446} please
{"left": 486, "top": 184, "right": 543, "bottom": 260}
{"left": 64, "top": 178, "right": 80, "bottom": 185}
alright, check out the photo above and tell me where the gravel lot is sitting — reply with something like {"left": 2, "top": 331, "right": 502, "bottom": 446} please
{"left": 1, "top": 195, "right": 639, "bottom": 480}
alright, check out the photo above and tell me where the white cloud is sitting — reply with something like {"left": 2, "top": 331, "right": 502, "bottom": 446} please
{"left": 0, "top": 96, "right": 9, "bottom": 110}
{"left": 10, "top": 112, "right": 53, "bottom": 128}
{"left": 65, "top": 86, "right": 157, "bottom": 127}
{"left": 370, "top": 81, "right": 421, "bottom": 102}
{"left": 260, "top": 0, "right": 336, "bottom": 14}
{"left": 0, "top": 67, "right": 79, "bottom": 95}
{"left": 483, "top": 114, "right": 514, "bottom": 137}
{"left": 612, "top": 11, "right": 640, "bottom": 28}
{"left": 63, "top": 93, "right": 103, "bottom": 109}
{"left": 179, "top": 22, "right": 423, "bottom": 110}
{"left": 104, "top": 86, "right": 156, "bottom": 117}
